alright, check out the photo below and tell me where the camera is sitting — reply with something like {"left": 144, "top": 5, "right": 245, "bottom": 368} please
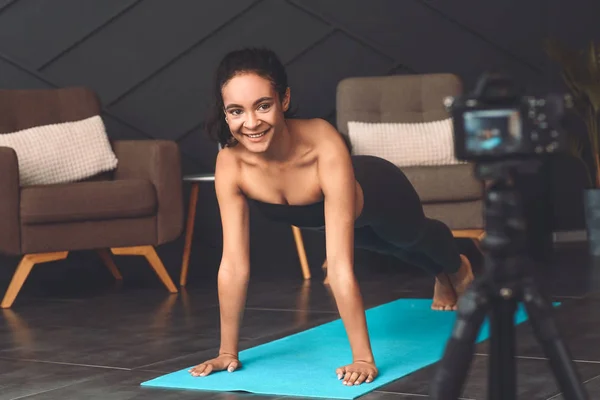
{"left": 445, "top": 73, "right": 571, "bottom": 162}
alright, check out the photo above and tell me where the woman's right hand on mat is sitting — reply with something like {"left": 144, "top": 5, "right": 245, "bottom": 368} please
{"left": 188, "top": 353, "right": 241, "bottom": 377}
{"left": 336, "top": 360, "right": 378, "bottom": 386}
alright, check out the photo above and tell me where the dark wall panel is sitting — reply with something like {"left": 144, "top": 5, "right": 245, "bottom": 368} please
{"left": 0, "top": 0, "right": 138, "bottom": 69}
{"left": 286, "top": 31, "right": 392, "bottom": 119}
{"left": 106, "top": 0, "right": 332, "bottom": 141}
{"left": 177, "top": 126, "right": 219, "bottom": 172}
{"left": 294, "top": 0, "right": 543, "bottom": 90}
{"left": 425, "top": 0, "right": 547, "bottom": 69}
{"left": 0, "top": 57, "right": 50, "bottom": 89}
{"left": 40, "top": 0, "right": 257, "bottom": 104}
{"left": 547, "top": 0, "right": 599, "bottom": 47}
{"left": 101, "top": 114, "right": 150, "bottom": 141}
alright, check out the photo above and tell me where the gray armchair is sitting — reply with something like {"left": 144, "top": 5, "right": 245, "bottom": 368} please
{"left": 336, "top": 73, "right": 484, "bottom": 241}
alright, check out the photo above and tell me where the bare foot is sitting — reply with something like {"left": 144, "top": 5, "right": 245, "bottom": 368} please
{"left": 431, "top": 273, "right": 457, "bottom": 311}
{"left": 431, "top": 255, "right": 474, "bottom": 311}
{"left": 450, "top": 255, "right": 475, "bottom": 297}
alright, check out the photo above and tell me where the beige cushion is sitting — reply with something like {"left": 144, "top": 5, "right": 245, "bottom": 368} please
{"left": 347, "top": 118, "right": 466, "bottom": 167}
{"left": 0, "top": 115, "right": 118, "bottom": 186}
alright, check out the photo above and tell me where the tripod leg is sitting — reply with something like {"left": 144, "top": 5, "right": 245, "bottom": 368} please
{"left": 430, "top": 277, "right": 491, "bottom": 400}
{"left": 522, "top": 279, "right": 589, "bottom": 400}
{"left": 488, "top": 296, "right": 518, "bottom": 400}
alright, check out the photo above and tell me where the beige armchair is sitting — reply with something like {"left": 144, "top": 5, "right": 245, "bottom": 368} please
{"left": 336, "top": 73, "right": 484, "bottom": 239}
{"left": 314, "top": 73, "right": 485, "bottom": 281}
{"left": 336, "top": 73, "right": 484, "bottom": 238}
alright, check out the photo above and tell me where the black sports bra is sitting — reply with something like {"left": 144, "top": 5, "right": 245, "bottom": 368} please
{"left": 247, "top": 197, "right": 326, "bottom": 228}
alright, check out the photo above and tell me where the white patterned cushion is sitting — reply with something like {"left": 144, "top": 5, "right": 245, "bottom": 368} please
{"left": 0, "top": 115, "right": 118, "bottom": 186}
{"left": 347, "top": 118, "right": 466, "bottom": 167}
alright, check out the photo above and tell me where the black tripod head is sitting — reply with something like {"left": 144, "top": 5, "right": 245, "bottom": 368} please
{"left": 474, "top": 158, "right": 544, "bottom": 286}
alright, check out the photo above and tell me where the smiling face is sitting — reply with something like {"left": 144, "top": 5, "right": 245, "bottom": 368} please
{"left": 221, "top": 72, "right": 290, "bottom": 153}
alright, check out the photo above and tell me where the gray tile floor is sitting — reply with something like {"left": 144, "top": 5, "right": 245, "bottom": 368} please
{"left": 0, "top": 242, "right": 597, "bottom": 399}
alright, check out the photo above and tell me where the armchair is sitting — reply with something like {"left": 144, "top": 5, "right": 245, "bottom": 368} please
{"left": 0, "top": 87, "right": 183, "bottom": 308}
{"left": 318, "top": 73, "right": 485, "bottom": 281}
{"left": 336, "top": 73, "right": 484, "bottom": 238}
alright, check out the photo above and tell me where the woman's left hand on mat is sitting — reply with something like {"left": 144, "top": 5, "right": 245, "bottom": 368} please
{"left": 336, "top": 360, "right": 378, "bottom": 386}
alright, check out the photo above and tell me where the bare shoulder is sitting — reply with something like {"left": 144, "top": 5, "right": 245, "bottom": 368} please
{"left": 312, "top": 119, "right": 350, "bottom": 163}
{"left": 214, "top": 147, "right": 242, "bottom": 193}
{"left": 215, "top": 146, "right": 239, "bottom": 172}
{"left": 290, "top": 118, "right": 348, "bottom": 158}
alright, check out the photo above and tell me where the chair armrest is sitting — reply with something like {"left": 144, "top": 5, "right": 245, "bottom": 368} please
{"left": 0, "top": 146, "right": 21, "bottom": 255}
{"left": 112, "top": 140, "right": 183, "bottom": 244}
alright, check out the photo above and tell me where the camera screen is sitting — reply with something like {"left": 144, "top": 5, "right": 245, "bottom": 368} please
{"left": 463, "top": 109, "right": 522, "bottom": 154}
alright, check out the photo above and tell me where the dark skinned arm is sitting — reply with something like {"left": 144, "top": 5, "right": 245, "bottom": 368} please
{"left": 189, "top": 149, "right": 250, "bottom": 377}
{"left": 316, "top": 120, "right": 377, "bottom": 385}
{"left": 215, "top": 149, "right": 251, "bottom": 358}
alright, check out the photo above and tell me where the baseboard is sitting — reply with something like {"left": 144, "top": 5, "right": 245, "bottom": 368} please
{"left": 552, "top": 230, "right": 587, "bottom": 243}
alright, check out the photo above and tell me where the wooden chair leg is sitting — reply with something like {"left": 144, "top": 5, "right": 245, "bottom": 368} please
{"left": 180, "top": 182, "right": 199, "bottom": 287}
{"left": 451, "top": 229, "right": 485, "bottom": 240}
{"left": 111, "top": 246, "right": 178, "bottom": 293}
{"left": 322, "top": 259, "right": 329, "bottom": 285}
{"left": 452, "top": 229, "right": 486, "bottom": 256}
{"left": 473, "top": 231, "right": 486, "bottom": 253}
{"left": 1, "top": 251, "right": 69, "bottom": 308}
{"left": 96, "top": 249, "right": 122, "bottom": 280}
{"left": 291, "top": 226, "right": 311, "bottom": 280}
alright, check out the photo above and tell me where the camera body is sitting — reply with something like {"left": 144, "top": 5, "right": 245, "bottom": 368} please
{"left": 446, "top": 73, "right": 570, "bottom": 162}
{"left": 445, "top": 74, "right": 572, "bottom": 258}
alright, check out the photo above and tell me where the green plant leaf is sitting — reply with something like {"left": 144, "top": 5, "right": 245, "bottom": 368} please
{"left": 546, "top": 41, "right": 590, "bottom": 109}
{"left": 586, "top": 41, "right": 600, "bottom": 112}
{"left": 560, "top": 70, "right": 587, "bottom": 114}
{"left": 545, "top": 38, "right": 600, "bottom": 187}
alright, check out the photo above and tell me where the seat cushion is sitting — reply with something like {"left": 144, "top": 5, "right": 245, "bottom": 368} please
{"left": 423, "top": 199, "right": 483, "bottom": 230}
{"left": 21, "top": 179, "right": 157, "bottom": 225}
{"left": 21, "top": 217, "right": 157, "bottom": 254}
{"left": 402, "top": 163, "right": 483, "bottom": 203}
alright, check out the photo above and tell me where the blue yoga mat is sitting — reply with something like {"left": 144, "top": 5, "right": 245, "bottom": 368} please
{"left": 141, "top": 298, "right": 556, "bottom": 399}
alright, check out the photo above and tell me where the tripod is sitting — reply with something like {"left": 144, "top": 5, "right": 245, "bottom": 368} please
{"left": 429, "top": 160, "right": 589, "bottom": 400}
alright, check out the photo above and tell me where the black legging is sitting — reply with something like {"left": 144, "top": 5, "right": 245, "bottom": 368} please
{"left": 350, "top": 155, "right": 462, "bottom": 276}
